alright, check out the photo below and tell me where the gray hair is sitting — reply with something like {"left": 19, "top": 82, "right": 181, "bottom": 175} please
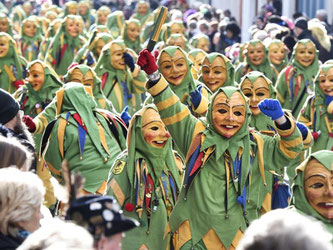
{"left": 237, "top": 209, "right": 333, "bottom": 250}
{"left": 0, "top": 168, "right": 45, "bottom": 237}
{"left": 17, "top": 218, "right": 94, "bottom": 250}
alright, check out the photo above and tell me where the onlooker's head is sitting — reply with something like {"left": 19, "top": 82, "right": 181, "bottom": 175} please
{"left": 294, "top": 17, "right": 308, "bottom": 37}
{"left": 0, "top": 168, "right": 45, "bottom": 240}
{"left": 17, "top": 219, "right": 94, "bottom": 250}
{"left": 237, "top": 209, "right": 333, "bottom": 250}
{"left": 66, "top": 195, "right": 139, "bottom": 250}
{"left": 225, "top": 21, "right": 241, "bottom": 39}
{"left": 0, "top": 136, "right": 31, "bottom": 170}
{"left": 0, "top": 89, "right": 20, "bottom": 128}
{"left": 316, "top": 9, "right": 328, "bottom": 23}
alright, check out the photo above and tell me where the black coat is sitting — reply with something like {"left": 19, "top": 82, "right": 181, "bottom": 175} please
{"left": 0, "top": 231, "right": 24, "bottom": 250}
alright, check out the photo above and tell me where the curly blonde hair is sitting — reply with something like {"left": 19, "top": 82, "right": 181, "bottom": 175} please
{"left": 0, "top": 168, "right": 45, "bottom": 237}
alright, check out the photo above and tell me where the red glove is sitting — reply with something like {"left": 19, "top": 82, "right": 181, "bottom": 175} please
{"left": 137, "top": 49, "right": 158, "bottom": 75}
{"left": 22, "top": 115, "right": 36, "bottom": 133}
{"left": 152, "top": 50, "right": 159, "bottom": 60}
{"left": 311, "top": 131, "right": 321, "bottom": 141}
{"left": 13, "top": 80, "right": 24, "bottom": 89}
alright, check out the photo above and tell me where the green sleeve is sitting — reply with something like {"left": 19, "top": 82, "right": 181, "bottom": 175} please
{"left": 33, "top": 99, "right": 57, "bottom": 135}
{"left": 129, "top": 65, "right": 147, "bottom": 94}
{"left": 147, "top": 75, "right": 204, "bottom": 156}
{"left": 276, "top": 68, "right": 289, "bottom": 109}
{"left": 234, "top": 63, "right": 245, "bottom": 84}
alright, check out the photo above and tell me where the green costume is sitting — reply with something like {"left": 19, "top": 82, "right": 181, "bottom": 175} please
{"left": 188, "top": 48, "right": 207, "bottom": 80}
{"left": 166, "top": 34, "right": 192, "bottom": 53}
{"left": 63, "top": 64, "right": 115, "bottom": 112}
{"left": 43, "top": 82, "right": 126, "bottom": 194}
{"left": 73, "top": 32, "right": 113, "bottom": 66}
{"left": 106, "top": 105, "right": 183, "bottom": 250}
{"left": 45, "top": 15, "right": 86, "bottom": 76}
{"left": 147, "top": 75, "right": 303, "bottom": 249}
{"left": 268, "top": 39, "right": 288, "bottom": 76}
{"left": 235, "top": 40, "right": 277, "bottom": 84}
{"left": 19, "top": 16, "right": 43, "bottom": 62}
{"left": 153, "top": 46, "right": 211, "bottom": 116}
{"left": 0, "top": 32, "right": 26, "bottom": 93}
{"left": 290, "top": 150, "right": 333, "bottom": 235}
{"left": 62, "top": 1, "right": 77, "bottom": 17}
{"left": 160, "top": 20, "right": 185, "bottom": 43}
{"left": 106, "top": 11, "right": 124, "bottom": 40}
{"left": 298, "top": 64, "right": 333, "bottom": 153}
{"left": 122, "top": 19, "right": 142, "bottom": 54}
{"left": 276, "top": 39, "right": 319, "bottom": 118}
{"left": 78, "top": 0, "right": 95, "bottom": 30}
{"left": 0, "top": 13, "right": 14, "bottom": 37}
{"left": 130, "top": 1, "right": 153, "bottom": 27}
{"left": 189, "top": 34, "right": 210, "bottom": 52}
{"left": 199, "top": 52, "right": 236, "bottom": 93}
{"left": 94, "top": 39, "right": 147, "bottom": 115}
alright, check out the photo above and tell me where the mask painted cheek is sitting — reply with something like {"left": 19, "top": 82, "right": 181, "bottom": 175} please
{"left": 143, "top": 131, "right": 157, "bottom": 144}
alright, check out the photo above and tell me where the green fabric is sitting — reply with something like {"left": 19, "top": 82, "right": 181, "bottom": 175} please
{"left": 63, "top": 1, "right": 77, "bottom": 16}
{"left": 160, "top": 20, "right": 185, "bottom": 42}
{"left": 188, "top": 48, "right": 206, "bottom": 59}
{"left": 45, "top": 15, "right": 86, "bottom": 75}
{"left": 20, "top": 16, "right": 43, "bottom": 61}
{"left": 0, "top": 32, "right": 26, "bottom": 93}
{"left": 300, "top": 64, "right": 333, "bottom": 152}
{"left": 78, "top": 0, "right": 95, "bottom": 29}
{"left": 268, "top": 39, "right": 288, "bottom": 73}
{"left": 235, "top": 40, "right": 277, "bottom": 84}
{"left": 96, "top": 6, "right": 110, "bottom": 25}
{"left": 189, "top": 34, "right": 209, "bottom": 49}
{"left": 122, "top": 18, "right": 142, "bottom": 54}
{"left": 131, "top": 1, "right": 152, "bottom": 26}
{"left": 38, "top": 18, "right": 62, "bottom": 60}
{"left": 291, "top": 150, "right": 333, "bottom": 234}
{"left": 63, "top": 64, "right": 114, "bottom": 112}
{"left": 149, "top": 78, "right": 303, "bottom": 247}
{"left": 166, "top": 33, "right": 192, "bottom": 52}
{"left": 276, "top": 39, "right": 319, "bottom": 117}
{"left": 240, "top": 71, "right": 276, "bottom": 131}
{"left": 44, "top": 82, "right": 125, "bottom": 193}
{"left": 94, "top": 39, "right": 147, "bottom": 114}
{"left": 105, "top": 105, "right": 181, "bottom": 249}
{"left": 106, "top": 11, "right": 124, "bottom": 40}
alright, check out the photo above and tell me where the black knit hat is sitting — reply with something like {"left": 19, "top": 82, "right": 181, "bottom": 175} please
{"left": 66, "top": 195, "right": 139, "bottom": 240}
{"left": 295, "top": 17, "right": 308, "bottom": 30}
{"left": 0, "top": 89, "right": 19, "bottom": 125}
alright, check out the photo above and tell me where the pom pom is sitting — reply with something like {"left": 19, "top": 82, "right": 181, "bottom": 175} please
{"left": 125, "top": 203, "right": 135, "bottom": 212}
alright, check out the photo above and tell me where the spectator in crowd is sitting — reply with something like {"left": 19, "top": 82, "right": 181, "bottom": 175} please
{"left": 17, "top": 219, "right": 94, "bottom": 250}
{"left": 237, "top": 209, "right": 332, "bottom": 250}
{"left": 0, "top": 168, "right": 45, "bottom": 250}
{"left": 315, "top": 9, "right": 332, "bottom": 34}
{"left": 0, "top": 135, "right": 31, "bottom": 170}
{"left": 216, "top": 21, "right": 241, "bottom": 54}
{"left": 294, "top": 16, "right": 320, "bottom": 49}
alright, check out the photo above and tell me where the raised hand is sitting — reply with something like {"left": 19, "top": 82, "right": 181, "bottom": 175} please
{"left": 120, "top": 106, "right": 131, "bottom": 127}
{"left": 22, "top": 115, "right": 36, "bottom": 133}
{"left": 258, "top": 99, "right": 284, "bottom": 120}
{"left": 137, "top": 49, "right": 158, "bottom": 75}
{"left": 123, "top": 52, "right": 135, "bottom": 72}
{"left": 190, "top": 85, "right": 203, "bottom": 109}
{"left": 296, "top": 122, "right": 308, "bottom": 140}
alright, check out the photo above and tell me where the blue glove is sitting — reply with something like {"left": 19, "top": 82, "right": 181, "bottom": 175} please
{"left": 123, "top": 52, "right": 135, "bottom": 72}
{"left": 258, "top": 99, "right": 284, "bottom": 120}
{"left": 296, "top": 122, "right": 308, "bottom": 140}
{"left": 120, "top": 106, "right": 131, "bottom": 126}
{"left": 86, "top": 52, "right": 95, "bottom": 66}
{"left": 190, "top": 85, "right": 203, "bottom": 109}
{"left": 325, "top": 95, "right": 333, "bottom": 106}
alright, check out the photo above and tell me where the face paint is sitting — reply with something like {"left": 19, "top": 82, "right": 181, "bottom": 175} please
{"left": 0, "top": 18, "right": 9, "bottom": 32}
{"left": 66, "top": 18, "right": 79, "bottom": 37}
{"left": 188, "top": 52, "right": 205, "bottom": 71}
{"left": 96, "top": 39, "right": 106, "bottom": 58}
{"left": 69, "top": 68, "right": 94, "bottom": 89}
{"left": 137, "top": 2, "right": 148, "bottom": 16}
{"left": 170, "top": 23, "right": 183, "bottom": 35}
{"left": 197, "top": 38, "right": 209, "bottom": 52}
{"left": 0, "top": 35, "right": 10, "bottom": 58}
{"left": 159, "top": 50, "right": 188, "bottom": 86}
{"left": 167, "top": 37, "right": 186, "bottom": 50}
{"left": 23, "top": 21, "right": 37, "bottom": 38}
{"left": 241, "top": 77, "right": 270, "bottom": 115}
{"left": 318, "top": 68, "right": 333, "bottom": 97}
{"left": 126, "top": 22, "right": 141, "bottom": 42}
{"left": 212, "top": 91, "right": 246, "bottom": 138}
{"left": 27, "top": 63, "right": 45, "bottom": 91}
{"left": 110, "top": 43, "right": 125, "bottom": 70}
{"left": 97, "top": 11, "right": 109, "bottom": 25}
{"left": 142, "top": 108, "right": 170, "bottom": 148}
{"left": 268, "top": 43, "right": 285, "bottom": 65}
{"left": 304, "top": 159, "right": 333, "bottom": 219}
{"left": 202, "top": 57, "right": 227, "bottom": 92}
{"left": 296, "top": 42, "right": 315, "bottom": 67}
{"left": 247, "top": 42, "right": 265, "bottom": 66}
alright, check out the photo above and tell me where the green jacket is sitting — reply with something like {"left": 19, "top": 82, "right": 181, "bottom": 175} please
{"left": 43, "top": 83, "right": 126, "bottom": 194}
{"left": 147, "top": 75, "right": 303, "bottom": 249}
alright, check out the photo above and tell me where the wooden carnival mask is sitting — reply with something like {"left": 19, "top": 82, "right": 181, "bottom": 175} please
{"left": 27, "top": 62, "right": 45, "bottom": 91}
{"left": 268, "top": 43, "right": 285, "bottom": 65}
{"left": 247, "top": 42, "right": 265, "bottom": 66}
{"left": 318, "top": 67, "right": 333, "bottom": 97}
{"left": 295, "top": 42, "right": 315, "bottom": 67}
{"left": 202, "top": 56, "right": 227, "bottom": 93}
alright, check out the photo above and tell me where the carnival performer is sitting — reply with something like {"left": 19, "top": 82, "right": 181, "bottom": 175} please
{"left": 122, "top": 19, "right": 142, "bottom": 54}
{"left": 267, "top": 39, "right": 289, "bottom": 76}
{"left": 188, "top": 48, "right": 207, "bottom": 80}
